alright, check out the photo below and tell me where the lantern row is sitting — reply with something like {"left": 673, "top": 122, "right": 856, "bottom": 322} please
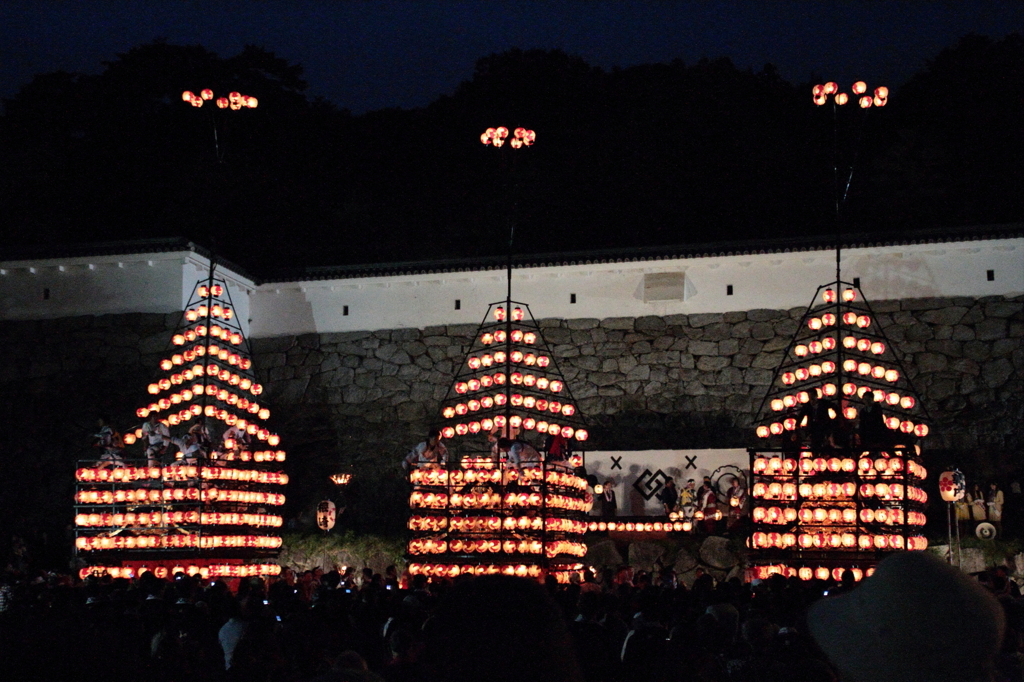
{"left": 588, "top": 520, "right": 693, "bottom": 533}
{"left": 753, "top": 482, "right": 927, "bottom": 503}
{"left": 409, "top": 515, "right": 588, "bottom": 533}
{"left": 409, "top": 538, "right": 585, "bottom": 557}
{"left": 76, "top": 534, "right": 283, "bottom": 551}
{"left": 752, "top": 564, "right": 875, "bottom": 582}
{"left": 75, "top": 512, "right": 283, "bottom": 528}
{"left": 752, "top": 506, "right": 926, "bottom": 526}
{"left": 767, "top": 387, "right": 915, "bottom": 411}
{"left": 76, "top": 466, "right": 288, "bottom": 485}
{"left": 75, "top": 487, "right": 286, "bottom": 506}
{"left": 145, "top": 367, "right": 263, "bottom": 403}
{"left": 158, "top": 343, "right": 252, "bottom": 373}
{"left": 447, "top": 392, "right": 574, "bottom": 415}
{"left": 409, "top": 490, "right": 590, "bottom": 512}
{"left": 172, "top": 324, "right": 245, "bottom": 348}
{"left": 750, "top": 532, "right": 927, "bottom": 551}
{"left": 453, "top": 373, "right": 564, "bottom": 394}
{"left": 409, "top": 468, "right": 587, "bottom": 490}
{"left": 752, "top": 454, "right": 927, "bottom": 478}
{"left": 407, "top": 562, "right": 587, "bottom": 582}
{"left": 79, "top": 563, "right": 281, "bottom": 581}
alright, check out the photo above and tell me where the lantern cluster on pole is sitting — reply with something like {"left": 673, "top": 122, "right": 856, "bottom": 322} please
{"left": 748, "top": 282, "right": 929, "bottom": 580}
{"left": 182, "top": 89, "right": 258, "bottom": 110}
{"left": 813, "top": 81, "right": 888, "bottom": 109}
{"left": 406, "top": 301, "right": 590, "bottom": 583}
{"left": 480, "top": 126, "right": 536, "bottom": 148}
{"left": 75, "top": 277, "right": 285, "bottom": 580}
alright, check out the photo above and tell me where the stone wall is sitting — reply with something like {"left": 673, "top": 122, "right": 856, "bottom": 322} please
{"left": 253, "top": 294, "right": 1023, "bottom": 462}
{"left": 1, "top": 295, "right": 1021, "bottom": 545}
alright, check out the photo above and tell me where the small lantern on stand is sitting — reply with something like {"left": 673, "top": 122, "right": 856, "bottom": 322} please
{"left": 939, "top": 469, "right": 966, "bottom": 567}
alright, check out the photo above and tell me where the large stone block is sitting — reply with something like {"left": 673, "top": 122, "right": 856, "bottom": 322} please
{"left": 750, "top": 322, "right": 775, "bottom": 341}
{"left": 921, "top": 306, "right": 969, "bottom": 325}
{"left": 600, "top": 317, "right": 635, "bottom": 330}
{"left": 696, "top": 356, "right": 730, "bottom": 371}
{"left": 983, "top": 358, "right": 1015, "bottom": 388}
{"left": 689, "top": 313, "right": 724, "bottom": 327}
{"left": 635, "top": 316, "right": 667, "bottom": 332}
{"left": 699, "top": 536, "right": 739, "bottom": 569}
{"left": 688, "top": 340, "right": 719, "bottom": 356}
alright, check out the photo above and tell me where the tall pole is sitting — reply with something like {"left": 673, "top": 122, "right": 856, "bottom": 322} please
{"left": 812, "top": 80, "right": 888, "bottom": 286}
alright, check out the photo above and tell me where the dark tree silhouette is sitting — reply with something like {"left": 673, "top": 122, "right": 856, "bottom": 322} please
{"left": 2, "top": 37, "right": 1020, "bottom": 275}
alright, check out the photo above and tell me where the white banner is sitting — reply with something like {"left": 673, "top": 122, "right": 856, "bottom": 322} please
{"left": 585, "top": 449, "right": 750, "bottom": 516}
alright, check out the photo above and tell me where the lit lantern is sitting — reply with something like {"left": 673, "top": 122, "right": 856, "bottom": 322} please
{"left": 914, "top": 424, "right": 929, "bottom": 437}
{"left": 822, "top": 313, "right": 836, "bottom": 326}
{"left": 782, "top": 372, "right": 796, "bottom": 385}
{"left": 835, "top": 92, "right": 849, "bottom": 106}
{"left": 808, "top": 318, "right": 823, "bottom": 331}
{"left": 794, "top": 345, "right": 809, "bottom": 357}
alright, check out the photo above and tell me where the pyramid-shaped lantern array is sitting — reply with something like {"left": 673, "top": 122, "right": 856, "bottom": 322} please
{"left": 747, "top": 282, "right": 929, "bottom": 582}
{"left": 406, "top": 301, "right": 591, "bottom": 583}
{"left": 74, "top": 277, "right": 285, "bottom": 581}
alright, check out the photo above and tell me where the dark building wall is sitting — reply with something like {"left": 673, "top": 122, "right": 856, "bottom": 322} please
{"left": 1, "top": 296, "right": 1021, "bottom": 553}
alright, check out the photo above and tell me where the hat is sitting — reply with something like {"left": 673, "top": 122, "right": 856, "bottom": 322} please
{"left": 808, "top": 551, "right": 1004, "bottom": 682}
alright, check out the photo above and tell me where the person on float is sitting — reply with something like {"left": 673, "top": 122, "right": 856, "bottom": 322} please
{"left": 726, "top": 476, "right": 747, "bottom": 531}
{"left": 93, "top": 416, "right": 125, "bottom": 468}
{"left": 402, "top": 428, "right": 448, "bottom": 471}
{"left": 141, "top": 412, "right": 171, "bottom": 467}
{"left": 968, "top": 483, "right": 988, "bottom": 526}
{"left": 679, "top": 479, "right": 696, "bottom": 526}
{"left": 601, "top": 479, "right": 618, "bottom": 518}
{"left": 221, "top": 422, "right": 250, "bottom": 463}
{"left": 987, "top": 482, "right": 1005, "bottom": 536}
{"left": 497, "top": 437, "right": 543, "bottom": 482}
{"left": 543, "top": 432, "right": 572, "bottom": 469}
{"left": 171, "top": 431, "right": 205, "bottom": 466}
{"left": 697, "top": 476, "right": 719, "bottom": 533}
{"left": 656, "top": 477, "right": 678, "bottom": 515}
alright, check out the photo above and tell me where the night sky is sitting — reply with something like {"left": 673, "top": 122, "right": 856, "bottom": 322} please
{"left": 1, "top": 1, "right": 1021, "bottom": 114}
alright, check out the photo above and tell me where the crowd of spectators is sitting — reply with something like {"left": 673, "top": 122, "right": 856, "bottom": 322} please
{"left": 0, "top": 552, "right": 1015, "bottom": 682}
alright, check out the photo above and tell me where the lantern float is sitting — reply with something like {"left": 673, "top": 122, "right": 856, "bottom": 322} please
{"left": 749, "top": 275, "right": 928, "bottom": 580}
{"left": 410, "top": 291, "right": 588, "bottom": 582}
{"left": 74, "top": 275, "right": 285, "bottom": 580}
